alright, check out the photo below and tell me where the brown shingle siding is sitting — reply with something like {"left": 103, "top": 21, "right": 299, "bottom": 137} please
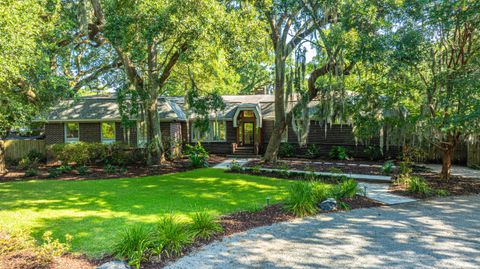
{"left": 45, "top": 123, "right": 64, "bottom": 145}
{"left": 80, "top": 123, "right": 101, "bottom": 142}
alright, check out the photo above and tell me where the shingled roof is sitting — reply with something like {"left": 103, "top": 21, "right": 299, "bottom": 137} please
{"left": 35, "top": 94, "right": 285, "bottom": 122}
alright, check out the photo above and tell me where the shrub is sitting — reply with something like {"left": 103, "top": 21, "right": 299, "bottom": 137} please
{"left": 47, "top": 168, "right": 61, "bottom": 178}
{"left": 228, "top": 160, "right": 243, "bottom": 173}
{"left": 76, "top": 165, "right": 90, "bottom": 176}
{"left": 363, "top": 145, "right": 382, "bottom": 161}
{"left": 284, "top": 181, "right": 318, "bottom": 217}
{"left": 113, "top": 225, "right": 154, "bottom": 269}
{"left": 25, "top": 168, "right": 38, "bottom": 177}
{"left": 0, "top": 230, "right": 72, "bottom": 269}
{"left": 312, "top": 183, "right": 330, "bottom": 202}
{"left": 190, "top": 212, "right": 223, "bottom": 240}
{"left": 330, "top": 179, "right": 362, "bottom": 200}
{"left": 49, "top": 143, "right": 90, "bottom": 165}
{"left": 104, "top": 164, "right": 118, "bottom": 174}
{"left": 250, "top": 165, "right": 262, "bottom": 174}
{"left": 27, "top": 149, "right": 45, "bottom": 162}
{"left": 306, "top": 144, "right": 320, "bottom": 158}
{"left": 436, "top": 189, "right": 449, "bottom": 197}
{"left": 406, "top": 176, "right": 432, "bottom": 196}
{"left": 155, "top": 216, "right": 193, "bottom": 257}
{"left": 18, "top": 157, "right": 39, "bottom": 170}
{"left": 109, "top": 143, "right": 130, "bottom": 166}
{"left": 184, "top": 142, "right": 209, "bottom": 168}
{"left": 328, "top": 146, "right": 350, "bottom": 160}
{"left": 57, "top": 164, "right": 73, "bottom": 174}
{"left": 381, "top": 161, "right": 395, "bottom": 174}
{"left": 246, "top": 203, "right": 263, "bottom": 213}
{"left": 85, "top": 143, "right": 109, "bottom": 164}
{"left": 279, "top": 143, "right": 294, "bottom": 157}
{"left": 399, "top": 161, "right": 412, "bottom": 175}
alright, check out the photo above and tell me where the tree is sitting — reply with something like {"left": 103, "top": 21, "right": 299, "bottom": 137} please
{"left": 260, "top": 0, "right": 389, "bottom": 162}
{"left": 389, "top": 0, "right": 480, "bottom": 179}
{"left": 0, "top": 0, "right": 67, "bottom": 172}
{"left": 85, "top": 0, "right": 263, "bottom": 164}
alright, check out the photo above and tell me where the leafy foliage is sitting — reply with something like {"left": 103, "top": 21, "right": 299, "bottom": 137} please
{"left": 306, "top": 144, "right": 321, "bottom": 158}
{"left": 113, "top": 225, "right": 154, "bottom": 269}
{"left": 284, "top": 181, "right": 318, "bottom": 217}
{"left": 155, "top": 216, "right": 193, "bottom": 258}
{"left": 228, "top": 160, "right": 243, "bottom": 173}
{"left": 190, "top": 212, "right": 223, "bottom": 240}
{"left": 381, "top": 161, "right": 395, "bottom": 175}
{"left": 328, "top": 146, "right": 350, "bottom": 160}
{"left": 184, "top": 142, "right": 209, "bottom": 168}
{"left": 278, "top": 143, "right": 294, "bottom": 158}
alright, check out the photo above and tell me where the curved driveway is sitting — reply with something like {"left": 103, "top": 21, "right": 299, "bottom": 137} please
{"left": 167, "top": 195, "right": 480, "bottom": 269}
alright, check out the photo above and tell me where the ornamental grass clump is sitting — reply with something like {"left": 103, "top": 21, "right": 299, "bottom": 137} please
{"left": 284, "top": 181, "right": 318, "bottom": 217}
{"left": 112, "top": 225, "right": 155, "bottom": 269}
{"left": 190, "top": 212, "right": 223, "bottom": 240}
{"left": 406, "top": 176, "right": 433, "bottom": 196}
{"left": 155, "top": 215, "right": 193, "bottom": 257}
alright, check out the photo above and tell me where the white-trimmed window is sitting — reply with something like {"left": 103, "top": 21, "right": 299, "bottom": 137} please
{"left": 65, "top": 122, "right": 79, "bottom": 143}
{"left": 101, "top": 122, "right": 116, "bottom": 144}
{"left": 192, "top": 120, "right": 226, "bottom": 142}
{"left": 137, "top": 121, "right": 147, "bottom": 148}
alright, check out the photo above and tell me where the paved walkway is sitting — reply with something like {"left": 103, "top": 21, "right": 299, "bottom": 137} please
{"left": 166, "top": 195, "right": 480, "bottom": 269}
{"left": 214, "top": 158, "right": 408, "bottom": 205}
{"left": 421, "top": 164, "right": 480, "bottom": 179}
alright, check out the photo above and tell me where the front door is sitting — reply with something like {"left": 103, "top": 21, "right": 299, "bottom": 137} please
{"left": 243, "top": 122, "right": 254, "bottom": 145}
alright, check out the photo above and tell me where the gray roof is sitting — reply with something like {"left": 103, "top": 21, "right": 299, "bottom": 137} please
{"left": 35, "top": 94, "right": 285, "bottom": 122}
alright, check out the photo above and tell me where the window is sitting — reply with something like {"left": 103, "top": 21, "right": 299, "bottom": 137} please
{"left": 211, "top": 121, "right": 226, "bottom": 141}
{"left": 101, "top": 122, "right": 116, "bottom": 143}
{"left": 192, "top": 121, "right": 226, "bottom": 142}
{"left": 65, "top": 123, "right": 79, "bottom": 143}
{"left": 243, "top": 111, "right": 254, "bottom": 118}
{"left": 137, "top": 121, "right": 147, "bottom": 148}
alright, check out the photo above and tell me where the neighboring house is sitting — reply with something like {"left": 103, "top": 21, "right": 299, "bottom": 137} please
{"left": 34, "top": 94, "right": 382, "bottom": 157}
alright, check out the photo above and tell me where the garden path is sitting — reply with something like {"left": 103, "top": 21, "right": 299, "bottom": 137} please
{"left": 421, "top": 164, "right": 480, "bottom": 179}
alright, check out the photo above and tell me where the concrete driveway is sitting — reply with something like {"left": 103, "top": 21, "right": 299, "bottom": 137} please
{"left": 166, "top": 195, "right": 480, "bottom": 269}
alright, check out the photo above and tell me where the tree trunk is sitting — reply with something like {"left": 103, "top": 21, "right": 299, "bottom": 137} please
{"left": 146, "top": 98, "right": 165, "bottom": 165}
{"left": 0, "top": 140, "right": 6, "bottom": 174}
{"left": 263, "top": 46, "right": 287, "bottom": 162}
{"left": 440, "top": 135, "right": 458, "bottom": 180}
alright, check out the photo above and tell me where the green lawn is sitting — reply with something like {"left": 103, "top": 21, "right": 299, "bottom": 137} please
{"left": 0, "top": 168, "right": 292, "bottom": 257}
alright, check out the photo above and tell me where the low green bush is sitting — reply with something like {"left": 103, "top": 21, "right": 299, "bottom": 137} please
{"left": 184, "top": 142, "right": 209, "bottom": 168}
{"left": 24, "top": 168, "right": 38, "bottom": 177}
{"left": 381, "top": 160, "right": 395, "bottom": 174}
{"left": 406, "top": 176, "right": 433, "bottom": 196}
{"left": 328, "top": 146, "right": 350, "bottom": 160}
{"left": 155, "top": 216, "right": 193, "bottom": 257}
{"left": 47, "top": 168, "right": 61, "bottom": 178}
{"left": 363, "top": 145, "right": 382, "bottom": 161}
{"left": 284, "top": 181, "right": 318, "bottom": 217}
{"left": 329, "top": 179, "right": 362, "bottom": 200}
{"left": 190, "top": 212, "right": 223, "bottom": 240}
{"left": 250, "top": 165, "right": 262, "bottom": 174}
{"left": 57, "top": 164, "right": 73, "bottom": 174}
{"left": 104, "top": 164, "right": 118, "bottom": 174}
{"left": 18, "top": 156, "right": 39, "bottom": 170}
{"left": 306, "top": 144, "right": 320, "bottom": 158}
{"left": 436, "top": 189, "right": 450, "bottom": 197}
{"left": 76, "top": 165, "right": 90, "bottom": 176}
{"left": 113, "top": 225, "right": 155, "bottom": 269}
{"left": 228, "top": 160, "right": 243, "bottom": 173}
{"left": 109, "top": 142, "right": 130, "bottom": 166}
{"left": 279, "top": 143, "right": 294, "bottom": 157}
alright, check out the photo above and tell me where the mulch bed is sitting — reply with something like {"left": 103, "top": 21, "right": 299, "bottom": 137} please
{"left": 0, "top": 155, "right": 227, "bottom": 183}
{"left": 390, "top": 172, "right": 480, "bottom": 199}
{"left": 246, "top": 158, "right": 395, "bottom": 176}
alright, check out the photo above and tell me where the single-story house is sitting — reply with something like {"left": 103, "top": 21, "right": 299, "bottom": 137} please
{"left": 35, "top": 94, "right": 382, "bottom": 157}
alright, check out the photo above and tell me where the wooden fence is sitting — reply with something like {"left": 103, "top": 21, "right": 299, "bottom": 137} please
{"left": 4, "top": 140, "right": 46, "bottom": 160}
{"left": 467, "top": 143, "right": 480, "bottom": 167}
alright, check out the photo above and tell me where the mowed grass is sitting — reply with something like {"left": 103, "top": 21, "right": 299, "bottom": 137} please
{"left": 0, "top": 168, "right": 292, "bottom": 257}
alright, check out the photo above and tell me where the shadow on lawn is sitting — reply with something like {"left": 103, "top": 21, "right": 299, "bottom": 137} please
{"left": 171, "top": 195, "right": 480, "bottom": 268}
{"left": 0, "top": 169, "right": 291, "bottom": 257}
